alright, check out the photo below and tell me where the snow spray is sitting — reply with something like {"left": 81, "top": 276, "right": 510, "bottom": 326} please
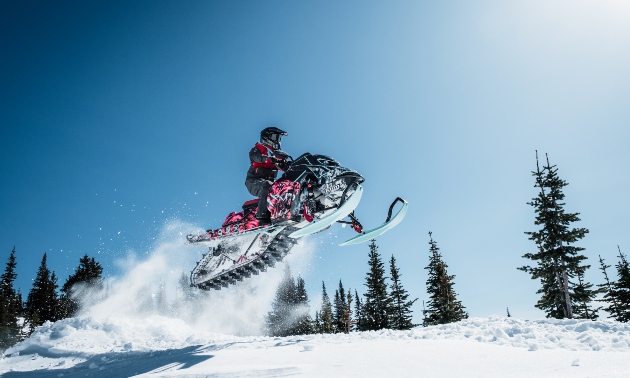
{"left": 81, "top": 219, "right": 316, "bottom": 336}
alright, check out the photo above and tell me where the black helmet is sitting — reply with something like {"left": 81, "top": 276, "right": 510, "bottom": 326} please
{"left": 260, "top": 127, "right": 287, "bottom": 150}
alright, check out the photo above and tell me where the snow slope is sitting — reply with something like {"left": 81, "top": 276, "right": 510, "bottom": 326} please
{"left": 2, "top": 316, "right": 630, "bottom": 377}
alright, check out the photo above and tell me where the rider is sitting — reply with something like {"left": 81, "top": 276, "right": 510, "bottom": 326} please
{"left": 245, "top": 127, "right": 291, "bottom": 225}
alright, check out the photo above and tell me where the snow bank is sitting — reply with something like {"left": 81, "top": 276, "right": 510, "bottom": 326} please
{"left": 352, "top": 316, "right": 630, "bottom": 352}
{"left": 5, "top": 315, "right": 630, "bottom": 360}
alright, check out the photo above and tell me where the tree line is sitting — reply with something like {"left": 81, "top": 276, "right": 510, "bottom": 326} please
{"left": 265, "top": 238, "right": 468, "bottom": 336}
{"left": 0, "top": 249, "right": 103, "bottom": 349}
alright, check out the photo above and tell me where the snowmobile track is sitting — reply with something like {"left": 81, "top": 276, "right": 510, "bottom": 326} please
{"left": 195, "top": 226, "right": 299, "bottom": 290}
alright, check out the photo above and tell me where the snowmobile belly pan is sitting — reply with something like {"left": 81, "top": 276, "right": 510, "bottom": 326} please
{"left": 288, "top": 185, "right": 363, "bottom": 239}
{"left": 338, "top": 198, "right": 408, "bottom": 246}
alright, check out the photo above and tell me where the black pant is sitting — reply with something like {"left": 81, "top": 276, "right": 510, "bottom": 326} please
{"left": 245, "top": 178, "right": 272, "bottom": 217}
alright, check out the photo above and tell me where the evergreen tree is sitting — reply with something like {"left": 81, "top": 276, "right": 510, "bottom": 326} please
{"left": 178, "top": 271, "right": 194, "bottom": 303}
{"left": 519, "top": 152, "right": 596, "bottom": 319}
{"left": 573, "top": 270, "right": 600, "bottom": 320}
{"left": 1, "top": 247, "right": 23, "bottom": 348}
{"left": 423, "top": 232, "right": 468, "bottom": 326}
{"left": 362, "top": 240, "right": 391, "bottom": 331}
{"left": 354, "top": 289, "right": 363, "bottom": 332}
{"left": 294, "top": 276, "right": 314, "bottom": 335}
{"left": 334, "top": 280, "right": 351, "bottom": 333}
{"left": 333, "top": 280, "right": 353, "bottom": 333}
{"left": 25, "top": 253, "right": 59, "bottom": 333}
{"left": 313, "top": 311, "right": 322, "bottom": 333}
{"left": 346, "top": 290, "right": 354, "bottom": 333}
{"left": 265, "top": 265, "right": 298, "bottom": 336}
{"left": 333, "top": 288, "right": 341, "bottom": 332}
{"left": 319, "top": 282, "right": 335, "bottom": 333}
{"left": 598, "top": 254, "right": 622, "bottom": 320}
{"left": 602, "top": 247, "right": 630, "bottom": 322}
{"left": 388, "top": 255, "right": 417, "bottom": 330}
{"left": 58, "top": 254, "right": 103, "bottom": 318}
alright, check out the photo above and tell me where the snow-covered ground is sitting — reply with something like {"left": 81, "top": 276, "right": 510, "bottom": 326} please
{"left": 2, "top": 315, "right": 630, "bottom": 377}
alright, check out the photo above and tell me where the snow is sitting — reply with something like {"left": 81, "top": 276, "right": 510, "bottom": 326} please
{"left": 2, "top": 316, "right": 630, "bottom": 377}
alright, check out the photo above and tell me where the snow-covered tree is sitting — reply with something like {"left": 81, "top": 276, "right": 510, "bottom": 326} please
{"left": 519, "top": 152, "right": 596, "bottom": 319}
{"left": 361, "top": 240, "right": 391, "bottom": 331}
{"left": 423, "top": 232, "right": 468, "bottom": 326}
{"left": 25, "top": 253, "right": 59, "bottom": 333}
{"left": 388, "top": 255, "right": 417, "bottom": 330}
{"left": 1, "top": 247, "right": 23, "bottom": 348}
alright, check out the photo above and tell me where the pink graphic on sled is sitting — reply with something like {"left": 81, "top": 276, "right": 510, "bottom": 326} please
{"left": 268, "top": 180, "right": 301, "bottom": 222}
{"left": 191, "top": 180, "right": 300, "bottom": 242}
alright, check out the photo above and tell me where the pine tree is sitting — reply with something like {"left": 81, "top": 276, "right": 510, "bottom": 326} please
{"left": 346, "top": 290, "right": 354, "bottom": 333}
{"left": 294, "top": 276, "right": 314, "bottom": 335}
{"left": 519, "top": 152, "right": 597, "bottom": 319}
{"left": 319, "top": 282, "right": 335, "bottom": 333}
{"left": 362, "top": 240, "right": 391, "bottom": 331}
{"left": 1, "top": 247, "right": 23, "bottom": 348}
{"left": 265, "top": 265, "right": 298, "bottom": 336}
{"left": 334, "top": 280, "right": 351, "bottom": 333}
{"left": 573, "top": 270, "right": 600, "bottom": 320}
{"left": 423, "top": 232, "right": 468, "bottom": 326}
{"left": 354, "top": 289, "right": 363, "bottom": 332}
{"left": 598, "top": 254, "right": 622, "bottom": 320}
{"left": 603, "top": 247, "right": 630, "bottom": 322}
{"left": 58, "top": 254, "right": 103, "bottom": 318}
{"left": 388, "top": 255, "right": 417, "bottom": 330}
{"left": 333, "top": 280, "right": 353, "bottom": 333}
{"left": 313, "top": 311, "right": 322, "bottom": 333}
{"left": 25, "top": 253, "right": 59, "bottom": 333}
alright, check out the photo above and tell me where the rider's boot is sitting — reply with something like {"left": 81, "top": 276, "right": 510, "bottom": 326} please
{"left": 256, "top": 211, "right": 272, "bottom": 226}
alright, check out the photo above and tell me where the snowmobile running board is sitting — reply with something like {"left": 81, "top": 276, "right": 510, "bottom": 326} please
{"left": 339, "top": 197, "right": 408, "bottom": 246}
{"left": 289, "top": 185, "right": 364, "bottom": 239}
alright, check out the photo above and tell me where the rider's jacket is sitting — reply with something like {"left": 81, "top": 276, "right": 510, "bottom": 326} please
{"left": 246, "top": 143, "right": 278, "bottom": 181}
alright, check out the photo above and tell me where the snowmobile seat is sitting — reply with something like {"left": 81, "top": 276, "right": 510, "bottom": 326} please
{"left": 242, "top": 198, "right": 259, "bottom": 210}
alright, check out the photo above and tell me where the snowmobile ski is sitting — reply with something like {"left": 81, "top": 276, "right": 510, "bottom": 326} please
{"left": 339, "top": 197, "right": 408, "bottom": 246}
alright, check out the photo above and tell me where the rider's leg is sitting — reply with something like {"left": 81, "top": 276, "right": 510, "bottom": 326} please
{"left": 245, "top": 178, "right": 272, "bottom": 221}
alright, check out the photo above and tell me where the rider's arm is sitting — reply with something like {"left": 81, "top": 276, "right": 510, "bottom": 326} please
{"left": 249, "top": 146, "right": 272, "bottom": 164}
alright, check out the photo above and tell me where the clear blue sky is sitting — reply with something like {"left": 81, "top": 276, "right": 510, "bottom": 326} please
{"left": 2, "top": 0, "right": 629, "bottom": 321}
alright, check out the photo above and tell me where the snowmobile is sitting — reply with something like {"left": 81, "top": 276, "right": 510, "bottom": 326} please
{"left": 187, "top": 153, "right": 408, "bottom": 290}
